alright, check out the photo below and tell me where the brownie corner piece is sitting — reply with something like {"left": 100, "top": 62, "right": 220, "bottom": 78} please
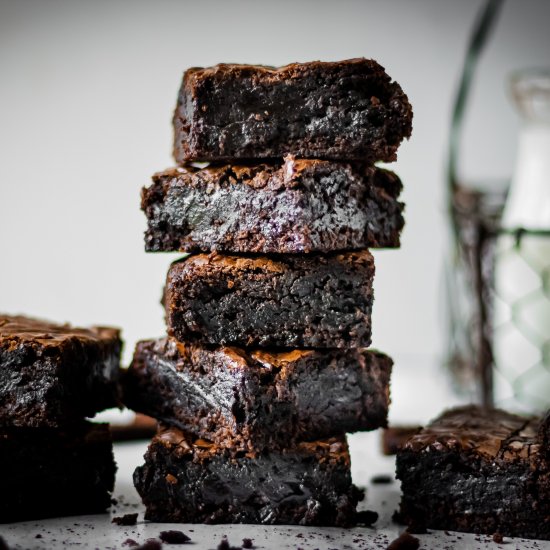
{"left": 0, "top": 314, "right": 122, "bottom": 427}
{"left": 133, "top": 426, "right": 361, "bottom": 526}
{"left": 164, "top": 251, "right": 374, "bottom": 349}
{"left": 122, "top": 338, "right": 392, "bottom": 451}
{"left": 396, "top": 406, "right": 550, "bottom": 540}
{"left": 0, "top": 422, "right": 116, "bottom": 522}
{"left": 173, "top": 58, "right": 413, "bottom": 163}
{"left": 141, "top": 160, "right": 404, "bottom": 254}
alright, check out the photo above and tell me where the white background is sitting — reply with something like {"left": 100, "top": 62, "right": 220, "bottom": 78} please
{"left": 1, "top": 0, "right": 549, "bottom": 364}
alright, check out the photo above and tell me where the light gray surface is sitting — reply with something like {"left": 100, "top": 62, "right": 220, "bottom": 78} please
{"left": 2, "top": 433, "right": 549, "bottom": 550}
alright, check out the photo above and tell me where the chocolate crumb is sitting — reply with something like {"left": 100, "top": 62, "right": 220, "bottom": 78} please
{"left": 493, "top": 532, "right": 504, "bottom": 543}
{"left": 242, "top": 539, "right": 253, "bottom": 548}
{"left": 217, "top": 538, "right": 230, "bottom": 550}
{"left": 356, "top": 509, "right": 379, "bottom": 526}
{"left": 159, "top": 530, "right": 191, "bottom": 544}
{"left": 112, "top": 513, "right": 138, "bottom": 526}
{"left": 136, "top": 540, "right": 162, "bottom": 550}
{"left": 123, "top": 540, "right": 139, "bottom": 548}
{"left": 386, "top": 532, "right": 420, "bottom": 550}
{"left": 371, "top": 474, "right": 393, "bottom": 484}
{"left": 35, "top": 534, "right": 43, "bottom": 539}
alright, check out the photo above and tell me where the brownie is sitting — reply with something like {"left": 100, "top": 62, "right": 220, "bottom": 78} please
{"left": 0, "top": 422, "right": 116, "bottom": 522}
{"left": 133, "top": 425, "right": 362, "bottom": 526}
{"left": 142, "top": 159, "right": 404, "bottom": 254}
{"left": 173, "top": 58, "right": 413, "bottom": 163}
{"left": 164, "top": 251, "right": 374, "bottom": 349}
{"left": 0, "top": 314, "right": 122, "bottom": 428}
{"left": 396, "top": 406, "right": 550, "bottom": 540}
{"left": 123, "top": 337, "right": 392, "bottom": 452}
{"left": 381, "top": 425, "right": 421, "bottom": 455}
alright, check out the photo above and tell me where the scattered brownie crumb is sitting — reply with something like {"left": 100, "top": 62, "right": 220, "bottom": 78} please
{"left": 123, "top": 540, "right": 139, "bottom": 548}
{"left": 386, "top": 532, "right": 420, "bottom": 550}
{"left": 35, "top": 534, "right": 43, "bottom": 539}
{"left": 136, "top": 540, "right": 162, "bottom": 550}
{"left": 111, "top": 497, "right": 119, "bottom": 505}
{"left": 159, "top": 530, "right": 191, "bottom": 544}
{"left": 493, "top": 532, "right": 504, "bottom": 543}
{"left": 371, "top": 474, "right": 393, "bottom": 484}
{"left": 217, "top": 538, "right": 230, "bottom": 550}
{"left": 112, "top": 513, "right": 138, "bottom": 526}
{"left": 242, "top": 539, "right": 253, "bottom": 548}
{"left": 356, "top": 509, "right": 379, "bottom": 526}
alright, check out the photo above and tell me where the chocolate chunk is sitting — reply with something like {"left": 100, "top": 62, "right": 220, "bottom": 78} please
{"left": 112, "top": 513, "right": 138, "bottom": 526}
{"left": 159, "top": 530, "right": 191, "bottom": 544}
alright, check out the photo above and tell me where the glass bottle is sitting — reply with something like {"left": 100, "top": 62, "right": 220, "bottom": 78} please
{"left": 493, "top": 69, "right": 550, "bottom": 414}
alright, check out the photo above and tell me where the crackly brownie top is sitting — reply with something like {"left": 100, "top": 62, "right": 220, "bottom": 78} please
{"left": 0, "top": 314, "right": 120, "bottom": 348}
{"left": 172, "top": 249, "right": 374, "bottom": 275}
{"left": 151, "top": 156, "right": 402, "bottom": 196}
{"left": 404, "top": 406, "right": 542, "bottom": 464}
{"left": 154, "top": 424, "right": 350, "bottom": 464}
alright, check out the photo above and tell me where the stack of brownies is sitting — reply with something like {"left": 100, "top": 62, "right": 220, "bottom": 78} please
{"left": 0, "top": 314, "right": 121, "bottom": 522}
{"left": 124, "top": 58, "right": 413, "bottom": 525}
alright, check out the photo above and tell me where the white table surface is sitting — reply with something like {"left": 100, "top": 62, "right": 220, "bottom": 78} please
{"left": 2, "top": 355, "right": 549, "bottom": 550}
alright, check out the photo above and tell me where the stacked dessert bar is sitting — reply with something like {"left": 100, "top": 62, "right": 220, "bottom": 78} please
{"left": 0, "top": 314, "right": 121, "bottom": 522}
{"left": 125, "top": 58, "right": 413, "bottom": 525}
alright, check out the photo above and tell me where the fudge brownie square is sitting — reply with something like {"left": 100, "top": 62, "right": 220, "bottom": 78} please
{"left": 396, "top": 406, "right": 550, "bottom": 540}
{"left": 133, "top": 425, "right": 362, "bottom": 526}
{"left": 173, "top": 58, "right": 413, "bottom": 163}
{"left": 0, "top": 422, "right": 116, "bottom": 523}
{"left": 122, "top": 337, "right": 392, "bottom": 452}
{"left": 0, "top": 314, "right": 122, "bottom": 428}
{"left": 164, "top": 251, "right": 374, "bottom": 349}
{"left": 142, "top": 158, "right": 404, "bottom": 254}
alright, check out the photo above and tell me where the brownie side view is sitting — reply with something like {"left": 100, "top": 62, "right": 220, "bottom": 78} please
{"left": 142, "top": 159, "right": 404, "bottom": 254}
{"left": 0, "top": 422, "right": 116, "bottom": 523}
{"left": 133, "top": 426, "right": 362, "bottom": 526}
{"left": 122, "top": 338, "right": 392, "bottom": 452}
{"left": 0, "top": 314, "right": 122, "bottom": 428}
{"left": 396, "top": 406, "right": 550, "bottom": 540}
{"left": 173, "top": 58, "right": 413, "bottom": 163}
{"left": 164, "top": 251, "right": 374, "bottom": 349}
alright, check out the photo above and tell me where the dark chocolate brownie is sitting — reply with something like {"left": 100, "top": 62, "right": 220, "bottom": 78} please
{"left": 164, "top": 251, "right": 374, "bottom": 349}
{"left": 0, "top": 422, "right": 116, "bottom": 522}
{"left": 396, "top": 406, "right": 550, "bottom": 540}
{"left": 0, "top": 314, "right": 122, "bottom": 428}
{"left": 142, "top": 159, "right": 404, "bottom": 254}
{"left": 133, "top": 425, "right": 362, "bottom": 526}
{"left": 173, "top": 59, "right": 413, "bottom": 163}
{"left": 123, "top": 337, "right": 392, "bottom": 452}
